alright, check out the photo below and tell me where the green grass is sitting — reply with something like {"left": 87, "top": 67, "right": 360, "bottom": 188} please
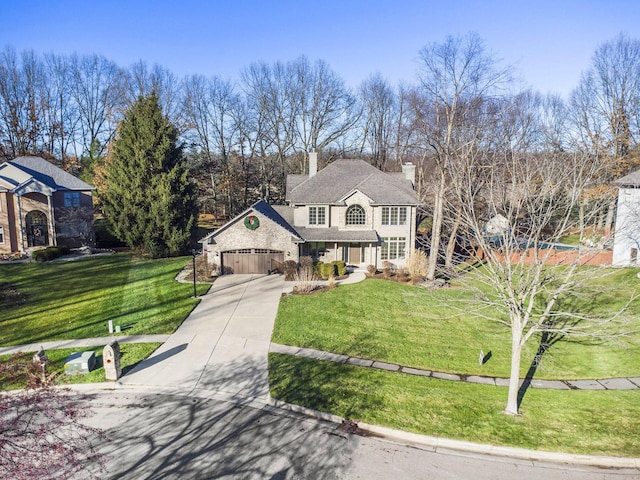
{"left": 1, "top": 343, "right": 161, "bottom": 389}
{"left": 269, "top": 353, "right": 640, "bottom": 457}
{"left": 0, "top": 254, "right": 210, "bottom": 346}
{"left": 273, "top": 273, "right": 640, "bottom": 380}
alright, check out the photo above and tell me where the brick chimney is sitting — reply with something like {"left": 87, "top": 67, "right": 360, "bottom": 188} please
{"left": 309, "top": 151, "right": 318, "bottom": 178}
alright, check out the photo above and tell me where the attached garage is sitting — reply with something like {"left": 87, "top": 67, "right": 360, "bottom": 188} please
{"left": 222, "top": 249, "right": 284, "bottom": 274}
{"left": 200, "top": 200, "right": 303, "bottom": 275}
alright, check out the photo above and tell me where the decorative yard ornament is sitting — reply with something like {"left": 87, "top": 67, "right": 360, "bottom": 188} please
{"left": 244, "top": 215, "right": 260, "bottom": 230}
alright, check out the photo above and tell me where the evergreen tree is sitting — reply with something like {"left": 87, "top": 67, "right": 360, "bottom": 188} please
{"left": 99, "top": 92, "right": 197, "bottom": 257}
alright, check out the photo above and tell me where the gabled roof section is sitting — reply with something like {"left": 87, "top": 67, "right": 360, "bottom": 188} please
{"left": 199, "top": 200, "right": 303, "bottom": 242}
{"left": 614, "top": 169, "right": 640, "bottom": 187}
{"left": 8, "top": 156, "right": 94, "bottom": 191}
{"left": 286, "top": 159, "right": 418, "bottom": 205}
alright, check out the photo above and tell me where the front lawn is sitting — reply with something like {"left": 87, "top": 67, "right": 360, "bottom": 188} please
{"left": 272, "top": 273, "right": 640, "bottom": 380}
{"left": 0, "top": 254, "right": 210, "bottom": 346}
{"left": 269, "top": 354, "right": 640, "bottom": 457}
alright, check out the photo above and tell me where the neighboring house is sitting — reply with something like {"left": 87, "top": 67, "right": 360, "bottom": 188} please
{"left": 0, "top": 156, "right": 95, "bottom": 254}
{"left": 201, "top": 153, "right": 420, "bottom": 274}
{"left": 612, "top": 169, "right": 640, "bottom": 266}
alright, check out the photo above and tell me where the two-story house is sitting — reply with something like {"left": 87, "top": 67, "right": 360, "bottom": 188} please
{"left": 0, "top": 156, "right": 95, "bottom": 254}
{"left": 200, "top": 153, "right": 420, "bottom": 274}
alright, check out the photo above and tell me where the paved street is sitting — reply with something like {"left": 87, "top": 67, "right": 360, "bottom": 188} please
{"left": 80, "top": 388, "right": 638, "bottom": 480}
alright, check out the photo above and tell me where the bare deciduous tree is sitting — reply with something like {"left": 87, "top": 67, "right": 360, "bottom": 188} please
{"left": 413, "top": 33, "right": 512, "bottom": 281}
{"left": 449, "top": 147, "right": 628, "bottom": 415}
{"left": 570, "top": 34, "right": 640, "bottom": 237}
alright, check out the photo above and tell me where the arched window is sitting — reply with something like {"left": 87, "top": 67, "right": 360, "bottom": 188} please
{"left": 346, "top": 205, "right": 366, "bottom": 225}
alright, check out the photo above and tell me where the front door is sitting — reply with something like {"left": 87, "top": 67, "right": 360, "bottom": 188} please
{"left": 26, "top": 210, "right": 49, "bottom": 247}
{"left": 348, "top": 244, "right": 361, "bottom": 264}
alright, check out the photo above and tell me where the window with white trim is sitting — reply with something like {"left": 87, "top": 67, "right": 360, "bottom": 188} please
{"left": 0, "top": 226, "right": 4, "bottom": 244}
{"left": 381, "top": 206, "right": 407, "bottom": 225}
{"left": 381, "top": 237, "right": 406, "bottom": 260}
{"left": 64, "top": 191, "right": 81, "bottom": 207}
{"left": 308, "top": 206, "right": 326, "bottom": 225}
{"left": 346, "top": 204, "right": 366, "bottom": 225}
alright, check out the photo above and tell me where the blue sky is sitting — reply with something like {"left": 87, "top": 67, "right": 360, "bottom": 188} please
{"left": 1, "top": 0, "right": 639, "bottom": 99}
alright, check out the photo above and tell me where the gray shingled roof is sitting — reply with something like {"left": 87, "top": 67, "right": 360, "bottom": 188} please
{"left": 9, "top": 156, "right": 94, "bottom": 191}
{"left": 200, "top": 200, "right": 303, "bottom": 242}
{"left": 294, "top": 227, "right": 379, "bottom": 243}
{"left": 286, "top": 159, "right": 418, "bottom": 205}
{"left": 614, "top": 169, "right": 640, "bottom": 187}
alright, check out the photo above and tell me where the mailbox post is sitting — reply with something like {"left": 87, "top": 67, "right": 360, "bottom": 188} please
{"left": 103, "top": 341, "right": 122, "bottom": 381}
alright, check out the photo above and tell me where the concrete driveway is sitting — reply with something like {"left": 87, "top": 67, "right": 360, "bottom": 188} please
{"left": 120, "top": 274, "right": 284, "bottom": 402}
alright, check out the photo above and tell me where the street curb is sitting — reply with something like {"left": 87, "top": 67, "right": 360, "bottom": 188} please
{"left": 267, "top": 396, "right": 640, "bottom": 470}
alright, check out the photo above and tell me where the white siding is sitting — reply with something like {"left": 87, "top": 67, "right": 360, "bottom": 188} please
{"left": 613, "top": 186, "right": 640, "bottom": 266}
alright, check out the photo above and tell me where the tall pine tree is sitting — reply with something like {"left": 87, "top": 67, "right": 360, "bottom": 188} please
{"left": 99, "top": 92, "right": 197, "bottom": 257}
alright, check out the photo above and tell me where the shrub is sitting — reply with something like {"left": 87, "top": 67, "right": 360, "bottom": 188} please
{"left": 320, "top": 262, "right": 337, "bottom": 280}
{"left": 293, "top": 264, "right": 316, "bottom": 294}
{"left": 32, "top": 246, "right": 70, "bottom": 262}
{"left": 327, "top": 275, "right": 337, "bottom": 289}
{"left": 283, "top": 260, "right": 298, "bottom": 280}
{"left": 382, "top": 261, "right": 393, "bottom": 278}
{"left": 366, "top": 264, "right": 377, "bottom": 276}
{"left": 406, "top": 249, "right": 428, "bottom": 281}
{"left": 332, "top": 260, "right": 347, "bottom": 276}
{"left": 299, "top": 256, "right": 314, "bottom": 270}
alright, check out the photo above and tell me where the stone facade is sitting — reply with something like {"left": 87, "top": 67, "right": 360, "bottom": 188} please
{"left": 205, "top": 209, "right": 300, "bottom": 271}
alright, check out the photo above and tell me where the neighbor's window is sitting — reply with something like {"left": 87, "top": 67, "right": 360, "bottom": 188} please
{"left": 64, "top": 191, "right": 81, "bottom": 207}
{"left": 308, "top": 206, "right": 326, "bottom": 225}
{"left": 381, "top": 207, "right": 407, "bottom": 225}
{"left": 346, "top": 205, "right": 366, "bottom": 225}
{"left": 0, "top": 226, "right": 4, "bottom": 244}
{"left": 381, "top": 237, "right": 406, "bottom": 260}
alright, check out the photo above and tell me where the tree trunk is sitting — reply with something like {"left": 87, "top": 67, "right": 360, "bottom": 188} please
{"left": 426, "top": 171, "right": 446, "bottom": 281}
{"left": 504, "top": 327, "right": 523, "bottom": 415}
{"left": 604, "top": 198, "right": 616, "bottom": 241}
{"left": 445, "top": 205, "right": 462, "bottom": 268}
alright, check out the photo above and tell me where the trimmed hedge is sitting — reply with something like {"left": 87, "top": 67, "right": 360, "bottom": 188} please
{"left": 32, "top": 246, "right": 70, "bottom": 262}
{"left": 332, "top": 260, "right": 347, "bottom": 276}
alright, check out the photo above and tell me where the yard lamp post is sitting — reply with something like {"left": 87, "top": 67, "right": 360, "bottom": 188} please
{"left": 192, "top": 249, "right": 198, "bottom": 298}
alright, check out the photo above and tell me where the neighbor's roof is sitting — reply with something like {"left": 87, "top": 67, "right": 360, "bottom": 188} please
{"left": 286, "top": 159, "right": 418, "bottom": 206}
{"left": 199, "top": 200, "right": 303, "bottom": 242}
{"left": 0, "top": 156, "right": 94, "bottom": 191}
{"left": 614, "top": 169, "right": 640, "bottom": 187}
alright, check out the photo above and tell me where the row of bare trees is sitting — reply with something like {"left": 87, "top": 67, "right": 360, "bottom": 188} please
{"left": 1, "top": 34, "right": 639, "bottom": 224}
{"left": 0, "top": 49, "right": 414, "bottom": 215}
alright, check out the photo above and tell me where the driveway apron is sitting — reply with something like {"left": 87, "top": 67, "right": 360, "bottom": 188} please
{"left": 120, "top": 274, "right": 284, "bottom": 401}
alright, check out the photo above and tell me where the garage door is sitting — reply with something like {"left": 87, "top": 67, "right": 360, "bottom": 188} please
{"left": 222, "top": 249, "right": 284, "bottom": 274}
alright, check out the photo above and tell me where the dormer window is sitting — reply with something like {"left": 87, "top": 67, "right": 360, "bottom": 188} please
{"left": 309, "top": 206, "right": 326, "bottom": 225}
{"left": 346, "top": 205, "right": 366, "bottom": 225}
